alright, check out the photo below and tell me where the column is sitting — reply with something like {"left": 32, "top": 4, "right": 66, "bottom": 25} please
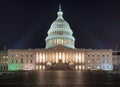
{"left": 56, "top": 52, "right": 58, "bottom": 63}
{"left": 75, "top": 53, "right": 78, "bottom": 63}
{"left": 79, "top": 53, "right": 81, "bottom": 63}
{"left": 36, "top": 52, "right": 39, "bottom": 63}
{"left": 63, "top": 52, "right": 65, "bottom": 63}
{"left": 39, "top": 53, "right": 42, "bottom": 63}
{"left": 43, "top": 53, "right": 45, "bottom": 63}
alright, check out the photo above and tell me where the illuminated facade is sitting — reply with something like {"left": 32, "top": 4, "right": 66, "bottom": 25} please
{"left": 8, "top": 49, "right": 35, "bottom": 71}
{"left": 45, "top": 5, "right": 75, "bottom": 49}
{"left": 0, "top": 51, "right": 8, "bottom": 71}
{"left": 113, "top": 51, "right": 120, "bottom": 70}
{"left": 0, "top": 5, "right": 113, "bottom": 71}
{"left": 7, "top": 47, "right": 113, "bottom": 71}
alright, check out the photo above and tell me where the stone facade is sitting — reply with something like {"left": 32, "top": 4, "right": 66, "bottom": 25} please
{"left": 8, "top": 49, "right": 36, "bottom": 71}
{"left": 0, "top": 51, "right": 8, "bottom": 71}
{"left": 85, "top": 49, "right": 113, "bottom": 70}
{"left": 112, "top": 51, "right": 120, "bottom": 70}
{"left": 6, "top": 46, "right": 113, "bottom": 71}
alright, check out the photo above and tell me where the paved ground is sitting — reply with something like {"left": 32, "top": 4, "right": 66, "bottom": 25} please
{"left": 0, "top": 71, "right": 120, "bottom": 87}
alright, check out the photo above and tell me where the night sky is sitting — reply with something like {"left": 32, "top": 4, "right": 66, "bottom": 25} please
{"left": 0, "top": 0, "right": 120, "bottom": 50}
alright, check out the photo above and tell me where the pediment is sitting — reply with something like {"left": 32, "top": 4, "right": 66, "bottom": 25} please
{"left": 45, "top": 45, "right": 74, "bottom": 51}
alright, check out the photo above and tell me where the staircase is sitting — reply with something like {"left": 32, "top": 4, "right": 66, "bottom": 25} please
{"left": 46, "top": 62, "right": 74, "bottom": 70}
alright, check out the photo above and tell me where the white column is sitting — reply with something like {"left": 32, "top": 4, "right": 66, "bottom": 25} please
{"left": 63, "top": 52, "right": 65, "bottom": 63}
{"left": 43, "top": 65, "right": 45, "bottom": 70}
{"left": 76, "top": 65, "right": 78, "bottom": 70}
{"left": 39, "top": 53, "right": 42, "bottom": 63}
{"left": 79, "top": 65, "right": 81, "bottom": 70}
{"left": 66, "top": 52, "right": 68, "bottom": 63}
{"left": 79, "top": 53, "right": 81, "bottom": 63}
{"left": 36, "top": 52, "right": 39, "bottom": 63}
{"left": 43, "top": 53, "right": 45, "bottom": 63}
{"left": 69, "top": 52, "right": 72, "bottom": 62}
{"left": 39, "top": 65, "right": 42, "bottom": 70}
{"left": 75, "top": 53, "right": 78, "bottom": 63}
{"left": 59, "top": 52, "right": 62, "bottom": 60}
{"left": 56, "top": 52, "right": 58, "bottom": 63}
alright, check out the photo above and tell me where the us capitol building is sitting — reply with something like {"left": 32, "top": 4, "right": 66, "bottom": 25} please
{"left": 0, "top": 6, "right": 114, "bottom": 71}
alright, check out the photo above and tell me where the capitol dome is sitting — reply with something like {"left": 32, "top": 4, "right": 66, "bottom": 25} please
{"left": 45, "top": 5, "right": 75, "bottom": 48}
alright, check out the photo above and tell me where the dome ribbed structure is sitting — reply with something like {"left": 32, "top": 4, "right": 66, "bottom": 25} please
{"left": 45, "top": 5, "right": 75, "bottom": 48}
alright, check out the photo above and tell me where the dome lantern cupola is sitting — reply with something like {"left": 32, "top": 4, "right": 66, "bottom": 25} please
{"left": 45, "top": 5, "right": 75, "bottom": 49}
{"left": 57, "top": 4, "right": 63, "bottom": 19}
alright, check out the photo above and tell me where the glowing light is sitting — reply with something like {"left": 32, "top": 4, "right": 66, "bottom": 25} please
{"left": 88, "top": 60, "right": 90, "bottom": 63}
{"left": 82, "top": 53, "right": 84, "bottom": 63}
{"left": 62, "top": 52, "right": 65, "bottom": 63}
{"left": 66, "top": 52, "right": 68, "bottom": 63}
{"left": 79, "top": 65, "right": 81, "bottom": 70}
{"left": 39, "top": 53, "right": 42, "bottom": 63}
{"left": 75, "top": 66, "right": 78, "bottom": 70}
{"left": 75, "top": 53, "right": 78, "bottom": 63}
{"left": 59, "top": 52, "right": 62, "bottom": 60}
{"left": 43, "top": 65, "right": 45, "bottom": 70}
{"left": 79, "top": 53, "right": 81, "bottom": 63}
{"left": 47, "top": 62, "right": 52, "bottom": 66}
{"left": 36, "top": 66, "right": 38, "bottom": 70}
{"left": 56, "top": 52, "right": 58, "bottom": 63}
{"left": 43, "top": 53, "right": 45, "bottom": 63}
{"left": 88, "top": 67, "right": 90, "bottom": 69}
{"left": 36, "top": 52, "right": 39, "bottom": 63}
{"left": 97, "top": 66, "right": 100, "bottom": 69}
{"left": 39, "top": 65, "right": 42, "bottom": 70}
{"left": 8, "top": 64, "right": 20, "bottom": 71}
{"left": 45, "top": 5, "right": 75, "bottom": 49}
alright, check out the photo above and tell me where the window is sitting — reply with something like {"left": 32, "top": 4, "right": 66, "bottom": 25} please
{"left": 92, "top": 55, "right": 94, "bottom": 57}
{"left": 4, "top": 66, "right": 6, "bottom": 70}
{"left": 12, "top": 60, "right": 14, "bottom": 63}
{"left": 30, "top": 60, "right": 32, "bottom": 63}
{"left": 103, "top": 55, "right": 105, "bottom": 57}
{"left": 107, "top": 60, "right": 109, "bottom": 63}
{"left": 16, "top": 60, "right": 18, "bottom": 63}
{"left": 21, "top": 59, "right": 23, "bottom": 63}
{"left": 26, "top": 59, "right": 28, "bottom": 63}
{"left": 97, "top": 55, "right": 99, "bottom": 57}
{"left": 88, "top": 55, "right": 90, "bottom": 57}
{"left": 21, "top": 55, "right": 23, "bottom": 57}
{"left": 103, "top": 60, "right": 105, "bottom": 63}
{"left": 1, "top": 66, "right": 2, "bottom": 70}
